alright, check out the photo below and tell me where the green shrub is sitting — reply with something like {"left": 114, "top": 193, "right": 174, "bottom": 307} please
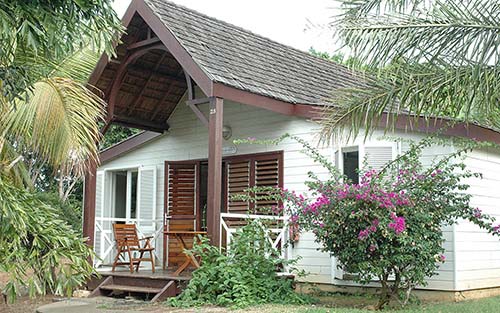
{"left": 0, "top": 176, "right": 94, "bottom": 302}
{"left": 169, "top": 220, "right": 312, "bottom": 308}
{"left": 34, "top": 192, "right": 82, "bottom": 232}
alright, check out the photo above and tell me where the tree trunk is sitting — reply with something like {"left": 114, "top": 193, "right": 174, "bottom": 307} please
{"left": 376, "top": 273, "right": 391, "bottom": 310}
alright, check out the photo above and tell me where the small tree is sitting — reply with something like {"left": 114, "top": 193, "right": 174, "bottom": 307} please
{"left": 237, "top": 135, "right": 500, "bottom": 309}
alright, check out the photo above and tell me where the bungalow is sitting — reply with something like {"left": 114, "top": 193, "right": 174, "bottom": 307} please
{"left": 84, "top": 0, "right": 500, "bottom": 300}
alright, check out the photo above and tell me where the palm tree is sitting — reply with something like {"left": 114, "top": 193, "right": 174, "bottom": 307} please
{"left": 320, "top": 0, "right": 500, "bottom": 139}
{"left": 0, "top": 48, "right": 107, "bottom": 301}
{"left": 0, "top": 0, "right": 122, "bottom": 102}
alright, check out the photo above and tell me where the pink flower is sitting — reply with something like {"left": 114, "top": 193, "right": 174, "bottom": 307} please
{"left": 358, "top": 229, "right": 369, "bottom": 240}
{"left": 388, "top": 214, "right": 406, "bottom": 235}
{"left": 473, "top": 208, "right": 482, "bottom": 218}
{"left": 369, "top": 244, "right": 377, "bottom": 252}
{"left": 247, "top": 137, "right": 256, "bottom": 141}
{"left": 439, "top": 255, "right": 446, "bottom": 262}
{"left": 493, "top": 224, "right": 500, "bottom": 234}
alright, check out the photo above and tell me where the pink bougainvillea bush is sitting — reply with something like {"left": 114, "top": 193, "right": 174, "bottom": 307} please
{"left": 236, "top": 134, "right": 500, "bottom": 309}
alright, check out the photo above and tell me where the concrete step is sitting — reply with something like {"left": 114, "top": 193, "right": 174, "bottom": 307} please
{"left": 36, "top": 300, "right": 96, "bottom": 313}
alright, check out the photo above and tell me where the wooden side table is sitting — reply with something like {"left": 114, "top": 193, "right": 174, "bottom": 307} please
{"left": 164, "top": 231, "right": 207, "bottom": 276}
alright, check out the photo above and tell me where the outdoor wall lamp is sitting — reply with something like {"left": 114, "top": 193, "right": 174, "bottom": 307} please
{"left": 222, "top": 125, "right": 232, "bottom": 140}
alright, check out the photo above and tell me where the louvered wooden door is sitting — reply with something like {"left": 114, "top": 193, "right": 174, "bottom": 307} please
{"left": 164, "top": 161, "right": 199, "bottom": 267}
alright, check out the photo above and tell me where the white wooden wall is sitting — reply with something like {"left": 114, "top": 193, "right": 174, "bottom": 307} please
{"left": 455, "top": 148, "right": 500, "bottom": 290}
{"left": 97, "top": 95, "right": 500, "bottom": 291}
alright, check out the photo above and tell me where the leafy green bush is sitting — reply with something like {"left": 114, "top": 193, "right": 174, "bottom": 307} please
{"left": 169, "top": 220, "right": 311, "bottom": 308}
{"left": 0, "top": 176, "right": 95, "bottom": 302}
{"left": 34, "top": 192, "right": 82, "bottom": 232}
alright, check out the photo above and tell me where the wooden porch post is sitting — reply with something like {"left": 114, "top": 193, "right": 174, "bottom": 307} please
{"left": 83, "top": 160, "right": 97, "bottom": 247}
{"left": 207, "top": 97, "right": 223, "bottom": 246}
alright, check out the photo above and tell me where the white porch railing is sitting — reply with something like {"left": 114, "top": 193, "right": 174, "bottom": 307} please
{"left": 94, "top": 217, "right": 163, "bottom": 268}
{"left": 220, "top": 212, "right": 289, "bottom": 271}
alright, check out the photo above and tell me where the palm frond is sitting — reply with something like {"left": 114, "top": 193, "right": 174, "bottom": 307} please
{"left": 335, "top": 0, "right": 500, "bottom": 67}
{"left": 337, "top": 0, "right": 424, "bottom": 18}
{"left": 1, "top": 48, "right": 106, "bottom": 177}
{"left": 320, "top": 61, "right": 500, "bottom": 139}
{"left": 49, "top": 49, "right": 101, "bottom": 84}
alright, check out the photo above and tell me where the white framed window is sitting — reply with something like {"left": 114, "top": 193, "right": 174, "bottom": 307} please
{"left": 336, "top": 146, "right": 360, "bottom": 184}
{"left": 335, "top": 142, "right": 398, "bottom": 182}
{"left": 111, "top": 169, "right": 139, "bottom": 220}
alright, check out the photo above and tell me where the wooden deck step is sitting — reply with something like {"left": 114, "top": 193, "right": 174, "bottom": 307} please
{"left": 100, "top": 284, "right": 162, "bottom": 294}
{"left": 89, "top": 274, "right": 183, "bottom": 302}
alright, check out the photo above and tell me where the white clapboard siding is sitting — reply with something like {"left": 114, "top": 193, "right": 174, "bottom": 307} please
{"left": 454, "top": 149, "right": 500, "bottom": 290}
{"left": 138, "top": 166, "right": 157, "bottom": 234}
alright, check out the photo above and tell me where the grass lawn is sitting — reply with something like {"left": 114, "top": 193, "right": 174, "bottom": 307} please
{"left": 232, "top": 296, "right": 500, "bottom": 313}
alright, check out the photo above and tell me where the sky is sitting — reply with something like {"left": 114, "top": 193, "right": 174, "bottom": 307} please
{"left": 112, "top": 0, "right": 340, "bottom": 53}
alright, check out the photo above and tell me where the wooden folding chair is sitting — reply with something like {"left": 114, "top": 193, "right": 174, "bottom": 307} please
{"left": 111, "top": 223, "right": 156, "bottom": 273}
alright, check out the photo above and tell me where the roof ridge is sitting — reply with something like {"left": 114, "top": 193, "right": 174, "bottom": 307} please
{"left": 144, "top": 0, "right": 351, "bottom": 72}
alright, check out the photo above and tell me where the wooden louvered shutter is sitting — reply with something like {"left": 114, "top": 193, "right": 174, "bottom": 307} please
{"left": 254, "top": 154, "right": 282, "bottom": 212}
{"left": 225, "top": 151, "right": 283, "bottom": 214}
{"left": 165, "top": 162, "right": 198, "bottom": 266}
{"left": 226, "top": 160, "right": 250, "bottom": 214}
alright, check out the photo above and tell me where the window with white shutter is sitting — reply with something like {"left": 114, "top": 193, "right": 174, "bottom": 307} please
{"left": 93, "top": 171, "right": 104, "bottom": 263}
{"left": 138, "top": 166, "right": 157, "bottom": 233}
{"left": 335, "top": 143, "right": 396, "bottom": 183}
{"left": 363, "top": 145, "right": 395, "bottom": 172}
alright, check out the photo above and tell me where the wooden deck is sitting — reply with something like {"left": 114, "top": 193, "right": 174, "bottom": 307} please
{"left": 98, "top": 268, "right": 192, "bottom": 281}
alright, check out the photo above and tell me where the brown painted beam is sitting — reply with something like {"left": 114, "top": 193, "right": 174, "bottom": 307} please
{"left": 83, "top": 160, "right": 98, "bottom": 247}
{"left": 87, "top": 0, "right": 139, "bottom": 86}
{"left": 127, "top": 37, "right": 161, "bottom": 50}
{"left": 101, "top": 131, "right": 162, "bottom": 164}
{"left": 186, "top": 97, "right": 211, "bottom": 106}
{"left": 206, "top": 97, "right": 223, "bottom": 246}
{"left": 187, "top": 103, "right": 209, "bottom": 127}
{"left": 107, "top": 44, "right": 169, "bottom": 121}
{"left": 212, "top": 82, "right": 321, "bottom": 119}
{"left": 135, "top": 0, "right": 213, "bottom": 96}
{"left": 113, "top": 115, "right": 169, "bottom": 133}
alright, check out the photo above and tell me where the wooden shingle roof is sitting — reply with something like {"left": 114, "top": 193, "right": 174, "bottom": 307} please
{"left": 144, "top": 0, "right": 359, "bottom": 106}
